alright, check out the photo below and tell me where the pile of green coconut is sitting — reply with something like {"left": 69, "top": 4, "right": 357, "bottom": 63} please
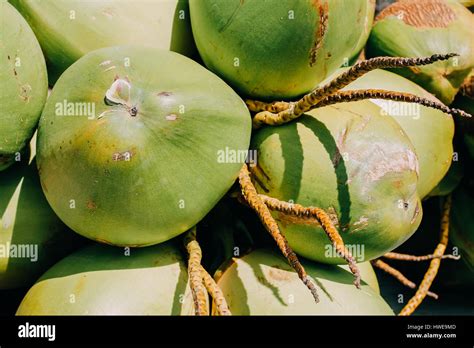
{"left": 1, "top": 0, "right": 473, "bottom": 316}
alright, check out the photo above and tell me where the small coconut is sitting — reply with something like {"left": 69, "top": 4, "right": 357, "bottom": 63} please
{"left": 213, "top": 248, "right": 393, "bottom": 315}
{"left": 16, "top": 242, "right": 203, "bottom": 315}
{"left": 366, "top": 0, "right": 474, "bottom": 105}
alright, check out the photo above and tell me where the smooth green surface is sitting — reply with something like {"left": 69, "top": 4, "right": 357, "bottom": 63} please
{"left": 10, "top": 0, "right": 197, "bottom": 83}
{"left": 37, "top": 46, "right": 251, "bottom": 246}
{"left": 251, "top": 101, "right": 422, "bottom": 264}
{"left": 340, "top": 68, "right": 455, "bottom": 198}
{"left": 366, "top": 0, "right": 474, "bottom": 105}
{"left": 428, "top": 159, "right": 463, "bottom": 197}
{"left": 215, "top": 248, "right": 393, "bottom": 315}
{"left": 16, "top": 242, "right": 200, "bottom": 315}
{"left": 0, "top": 1, "right": 47, "bottom": 169}
{"left": 349, "top": 0, "right": 376, "bottom": 62}
{"left": 190, "top": 0, "right": 372, "bottom": 99}
{"left": 0, "top": 136, "right": 80, "bottom": 289}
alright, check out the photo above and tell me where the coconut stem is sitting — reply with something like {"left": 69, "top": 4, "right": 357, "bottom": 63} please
{"left": 399, "top": 195, "right": 452, "bottom": 316}
{"left": 383, "top": 251, "right": 460, "bottom": 262}
{"left": 238, "top": 164, "right": 320, "bottom": 303}
{"left": 184, "top": 227, "right": 209, "bottom": 316}
{"left": 251, "top": 53, "right": 459, "bottom": 128}
{"left": 371, "top": 259, "right": 438, "bottom": 299}
{"left": 314, "top": 89, "right": 471, "bottom": 118}
{"left": 246, "top": 100, "right": 289, "bottom": 113}
{"left": 199, "top": 265, "right": 232, "bottom": 316}
{"left": 259, "top": 194, "right": 361, "bottom": 289}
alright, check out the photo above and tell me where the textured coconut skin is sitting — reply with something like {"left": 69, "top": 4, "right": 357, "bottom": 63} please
{"left": 37, "top": 46, "right": 251, "bottom": 247}
{"left": 0, "top": 2, "right": 47, "bottom": 170}
{"left": 250, "top": 101, "right": 422, "bottom": 264}
{"left": 366, "top": 0, "right": 474, "bottom": 105}
{"left": 214, "top": 249, "right": 393, "bottom": 315}
{"left": 0, "top": 136, "right": 81, "bottom": 289}
{"left": 9, "top": 0, "right": 197, "bottom": 84}
{"left": 16, "top": 243, "right": 201, "bottom": 315}
{"left": 337, "top": 69, "right": 455, "bottom": 199}
{"left": 190, "top": 0, "right": 373, "bottom": 99}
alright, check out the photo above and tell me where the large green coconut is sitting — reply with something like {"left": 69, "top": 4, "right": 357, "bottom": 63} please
{"left": 250, "top": 101, "right": 422, "bottom": 264}
{"left": 0, "top": 1, "right": 48, "bottom": 171}
{"left": 16, "top": 242, "right": 202, "bottom": 315}
{"left": 337, "top": 68, "right": 455, "bottom": 199}
{"left": 366, "top": 0, "right": 474, "bottom": 105}
{"left": 190, "top": 0, "right": 374, "bottom": 99}
{"left": 9, "top": 0, "right": 197, "bottom": 84}
{"left": 0, "top": 135, "right": 82, "bottom": 289}
{"left": 37, "top": 46, "right": 251, "bottom": 247}
{"left": 213, "top": 248, "right": 393, "bottom": 315}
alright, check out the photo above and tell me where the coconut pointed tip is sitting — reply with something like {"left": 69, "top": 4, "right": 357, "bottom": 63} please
{"left": 452, "top": 108, "right": 472, "bottom": 118}
{"left": 435, "top": 52, "right": 459, "bottom": 59}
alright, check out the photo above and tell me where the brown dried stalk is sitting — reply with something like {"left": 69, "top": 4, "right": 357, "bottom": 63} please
{"left": 314, "top": 89, "right": 471, "bottom": 118}
{"left": 251, "top": 53, "right": 458, "bottom": 128}
{"left": 259, "top": 194, "right": 361, "bottom": 289}
{"left": 371, "top": 259, "right": 438, "bottom": 299}
{"left": 383, "top": 252, "right": 460, "bottom": 262}
{"left": 199, "top": 265, "right": 231, "bottom": 316}
{"left": 184, "top": 227, "right": 209, "bottom": 316}
{"left": 238, "top": 164, "right": 320, "bottom": 303}
{"left": 246, "top": 100, "right": 289, "bottom": 113}
{"left": 399, "top": 195, "right": 453, "bottom": 316}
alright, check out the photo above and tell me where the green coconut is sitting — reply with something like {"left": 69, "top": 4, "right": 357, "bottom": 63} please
{"left": 37, "top": 45, "right": 251, "bottom": 247}
{"left": 9, "top": 0, "right": 197, "bottom": 84}
{"left": 250, "top": 101, "right": 422, "bottom": 264}
{"left": 427, "top": 158, "right": 463, "bottom": 197}
{"left": 366, "top": 0, "right": 474, "bottom": 105}
{"left": 213, "top": 248, "right": 393, "bottom": 315}
{"left": 337, "top": 68, "right": 455, "bottom": 199}
{"left": 0, "top": 135, "right": 82, "bottom": 289}
{"left": 190, "top": 0, "right": 374, "bottom": 99}
{"left": 0, "top": 1, "right": 48, "bottom": 171}
{"left": 16, "top": 242, "right": 203, "bottom": 315}
{"left": 349, "top": 0, "right": 376, "bottom": 63}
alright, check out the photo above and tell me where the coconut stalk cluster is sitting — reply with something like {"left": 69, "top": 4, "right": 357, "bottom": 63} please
{"left": 1, "top": 0, "right": 473, "bottom": 318}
